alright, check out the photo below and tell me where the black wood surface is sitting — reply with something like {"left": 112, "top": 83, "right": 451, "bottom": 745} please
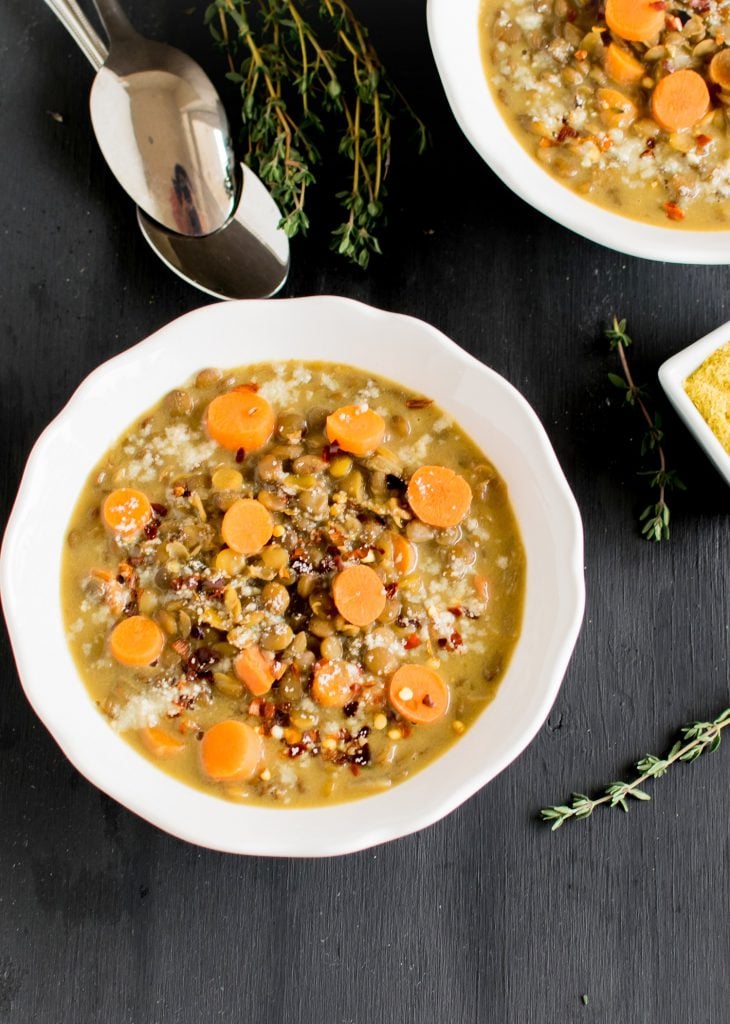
{"left": 1, "top": 2, "right": 729, "bottom": 1021}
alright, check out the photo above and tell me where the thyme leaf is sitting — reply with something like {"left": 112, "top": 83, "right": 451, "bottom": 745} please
{"left": 606, "top": 317, "right": 685, "bottom": 540}
{"left": 206, "top": 0, "right": 427, "bottom": 267}
{"left": 541, "top": 708, "right": 730, "bottom": 830}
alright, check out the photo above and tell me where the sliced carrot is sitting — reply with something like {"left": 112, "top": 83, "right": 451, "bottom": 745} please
{"left": 140, "top": 725, "right": 186, "bottom": 759}
{"left": 596, "top": 87, "right": 637, "bottom": 129}
{"left": 101, "top": 488, "right": 152, "bottom": 538}
{"left": 388, "top": 665, "right": 450, "bottom": 725}
{"left": 605, "top": 0, "right": 665, "bottom": 42}
{"left": 332, "top": 564, "right": 386, "bottom": 626}
{"left": 709, "top": 49, "right": 730, "bottom": 89}
{"left": 604, "top": 43, "right": 644, "bottom": 85}
{"left": 325, "top": 404, "right": 386, "bottom": 456}
{"left": 221, "top": 498, "right": 274, "bottom": 555}
{"left": 389, "top": 531, "right": 418, "bottom": 576}
{"left": 651, "top": 69, "right": 710, "bottom": 131}
{"left": 474, "top": 574, "right": 490, "bottom": 604}
{"left": 311, "top": 659, "right": 360, "bottom": 708}
{"left": 205, "top": 389, "right": 275, "bottom": 452}
{"left": 109, "top": 615, "right": 165, "bottom": 666}
{"left": 234, "top": 645, "right": 276, "bottom": 696}
{"left": 199, "top": 720, "right": 263, "bottom": 782}
{"left": 406, "top": 465, "right": 472, "bottom": 529}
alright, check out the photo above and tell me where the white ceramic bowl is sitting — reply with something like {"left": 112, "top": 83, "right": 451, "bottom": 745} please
{"left": 0, "top": 297, "right": 584, "bottom": 857}
{"left": 658, "top": 321, "right": 730, "bottom": 486}
{"left": 427, "top": 0, "right": 730, "bottom": 264}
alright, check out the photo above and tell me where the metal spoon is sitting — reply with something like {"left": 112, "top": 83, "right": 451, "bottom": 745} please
{"left": 43, "top": 0, "right": 290, "bottom": 299}
{"left": 48, "top": 0, "right": 236, "bottom": 235}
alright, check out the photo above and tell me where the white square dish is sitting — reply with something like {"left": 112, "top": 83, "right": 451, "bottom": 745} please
{"left": 658, "top": 322, "right": 730, "bottom": 488}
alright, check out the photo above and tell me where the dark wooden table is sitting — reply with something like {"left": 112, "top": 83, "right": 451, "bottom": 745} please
{"left": 1, "top": 2, "right": 729, "bottom": 1021}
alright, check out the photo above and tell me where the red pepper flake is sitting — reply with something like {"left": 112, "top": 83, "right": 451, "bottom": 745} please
{"left": 574, "top": 49, "right": 587, "bottom": 61}
{"left": 663, "top": 202, "right": 685, "bottom": 221}
{"left": 447, "top": 606, "right": 463, "bottom": 617}
{"left": 150, "top": 502, "right": 168, "bottom": 517}
{"left": 665, "top": 13, "right": 682, "bottom": 30}
{"left": 235, "top": 447, "right": 245, "bottom": 463}
{"left": 422, "top": 694, "right": 435, "bottom": 708}
{"left": 450, "top": 631, "right": 463, "bottom": 649}
{"left": 650, "top": 1, "right": 666, "bottom": 8}
{"left": 385, "top": 581, "right": 399, "bottom": 599}
{"left": 695, "top": 134, "right": 712, "bottom": 150}
{"left": 556, "top": 123, "right": 579, "bottom": 143}
{"left": 321, "top": 442, "right": 340, "bottom": 463}
{"left": 405, "top": 397, "right": 433, "bottom": 409}
{"left": 403, "top": 633, "right": 421, "bottom": 650}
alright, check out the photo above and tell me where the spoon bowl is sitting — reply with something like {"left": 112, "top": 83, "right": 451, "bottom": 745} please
{"left": 43, "top": 0, "right": 290, "bottom": 299}
{"left": 90, "top": 0, "right": 236, "bottom": 235}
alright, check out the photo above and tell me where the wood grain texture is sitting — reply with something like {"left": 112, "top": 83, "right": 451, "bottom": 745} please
{"left": 1, "top": 1, "right": 728, "bottom": 1021}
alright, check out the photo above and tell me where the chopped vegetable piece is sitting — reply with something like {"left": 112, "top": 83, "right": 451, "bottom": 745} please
{"left": 102, "top": 488, "right": 152, "bottom": 538}
{"left": 205, "top": 389, "right": 275, "bottom": 452}
{"left": 140, "top": 726, "right": 186, "bottom": 758}
{"left": 604, "top": 43, "right": 644, "bottom": 85}
{"left": 221, "top": 498, "right": 274, "bottom": 555}
{"left": 311, "top": 659, "right": 360, "bottom": 707}
{"left": 325, "top": 404, "right": 386, "bottom": 456}
{"left": 651, "top": 70, "right": 709, "bottom": 132}
{"left": 109, "top": 615, "right": 165, "bottom": 667}
{"left": 406, "top": 465, "right": 472, "bottom": 528}
{"left": 234, "top": 645, "right": 276, "bottom": 696}
{"left": 709, "top": 49, "right": 730, "bottom": 90}
{"left": 388, "top": 665, "right": 449, "bottom": 724}
{"left": 605, "top": 0, "right": 665, "bottom": 42}
{"left": 200, "top": 720, "right": 263, "bottom": 781}
{"left": 390, "top": 531, "right": 418, "bottom": 576}
{"left": 332, "top": 564, "right": 387, "bottom": 626}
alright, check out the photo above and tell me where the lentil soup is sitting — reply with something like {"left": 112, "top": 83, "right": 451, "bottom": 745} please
{"left": 481, "top": 0, "right": 730, "bottom": 227}
{"left": 62, "top": 361, "right": 525, "bottom": 807}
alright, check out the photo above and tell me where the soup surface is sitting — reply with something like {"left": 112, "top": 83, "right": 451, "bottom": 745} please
{"left": 481, "top": 0, "right": 730, "bottom": 228}
{"left": 62, "top": 361, "right": 525, "bottom": 807}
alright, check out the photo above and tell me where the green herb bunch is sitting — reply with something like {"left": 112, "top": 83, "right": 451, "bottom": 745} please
{"left": 542, "top": 707, "right": 730, "bottom": 830}
{"left": 607, "top": 317, "right": 685, "bottom": 540}
{"left": 206, "top": 0, "right": 427, "bottom": 267}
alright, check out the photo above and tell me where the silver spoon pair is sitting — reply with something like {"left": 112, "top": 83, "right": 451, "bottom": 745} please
{"left": 43, "top": 0, "right": 290, "bottom": 299}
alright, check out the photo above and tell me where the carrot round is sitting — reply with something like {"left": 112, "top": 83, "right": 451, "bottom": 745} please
{"left": 311, "top": 659, "right": 360, "bottom": 708}
{"left": 221, "top": 498, "right": 274, "bottom": 555}
{"left": 651, "top": 69, "right": 710, "bottom": 132}
{"left": 332, "top": 564, "right": 386, "bottom": 626}
{"left": 709, "top": 49, "right": 730, "bottom": 90}
{"left": 388, "top": 665, "right": 450, "bottom": 725}
{"left": 109, "top": 615, "right": 165, "bottom": 666}
{"left": 605, "top": 0, "right": 665, "bottom": 42}
{"left": 596, "top": 88, "right": 638, "bottom": 129}
{"left": 604, "top": 43, "right": 644, "bottom": 85}
{"left": 389, "top": 531, "right": 418, "bottom": 576}
{"left": 102, "top": 488, "right": 152, "bottom": 538}
{"left": 406, "top": 465, "right": 472, "bottom": 529}
{"left": 199, "top": 719, "right": 263, "bottom": 782}
{"left": 140, "top": 725, "right": 185, "bottom": 758}
{"left": 325, "top": 404, "right": 386, "bottom": 456}
{"left": 234, "top": 645, "right": 276, "bottom": 696}
{"left": 205, "top": 389, "right": 275, "bottom": 452}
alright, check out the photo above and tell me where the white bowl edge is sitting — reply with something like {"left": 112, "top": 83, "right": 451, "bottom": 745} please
{"left": 426, "top": 0, "right": 730, "bottom": 265}
{"left": 0, "top": 297, "right": 585, "bottom": 857}
{"left": 658, "top": 321, "right": 730, "bottom": 486}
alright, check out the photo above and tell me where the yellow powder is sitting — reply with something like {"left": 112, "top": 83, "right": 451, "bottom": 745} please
{"left": 684, "top": 341, "right": 730, "bottom": 455}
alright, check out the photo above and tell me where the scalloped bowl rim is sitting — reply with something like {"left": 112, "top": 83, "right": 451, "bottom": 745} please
{"left": 0, "top": 297, "right": 584, "bottom": 857}
{"left": 427, "top": 0, "right": 730, "bottom": 265}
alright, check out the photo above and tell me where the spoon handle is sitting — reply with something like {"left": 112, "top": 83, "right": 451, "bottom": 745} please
{"left": 92, "top": 0, "right": 138, "bottom": 42}
{"left": 43, "top": 0, "right": 108, "bottom": 71}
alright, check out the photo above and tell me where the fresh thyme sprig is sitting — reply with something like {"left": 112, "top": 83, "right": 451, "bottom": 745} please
{"left": 606, "top": 317, "right": 685, "bottom": 540}
{"left": 205, "top": 0, "right": 427, "bottom": 267}
{"left": 541, "top": 707, "right": 730, "bottom": 830}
